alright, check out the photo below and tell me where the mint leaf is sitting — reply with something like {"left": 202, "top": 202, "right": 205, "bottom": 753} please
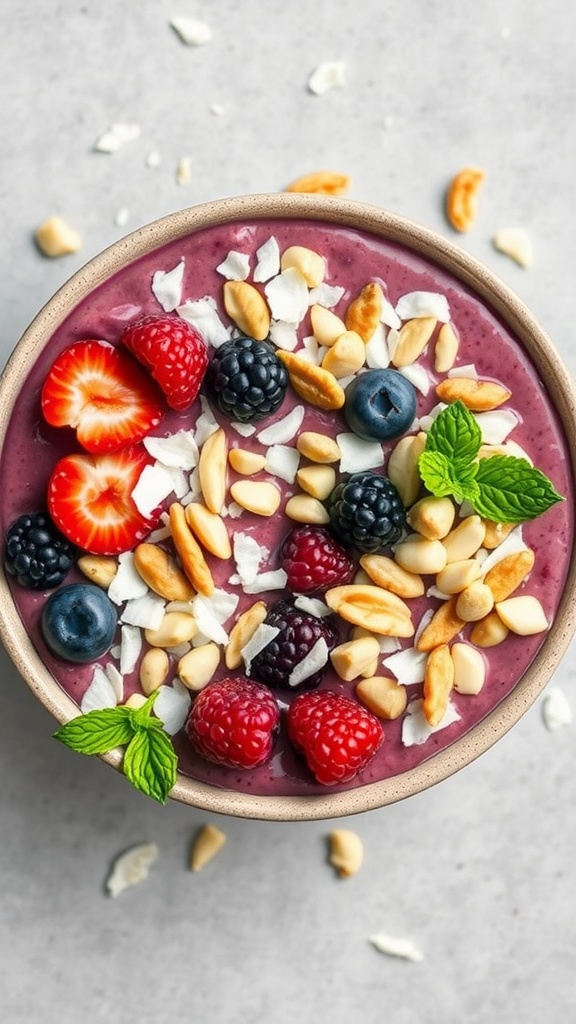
{"left": 418, "top": 450, "right": 457, "bottom": 497}
{"left": 123, "top": 728, "right": 178, "bottom": 804}
{"left": 473, "top": 455, "right": 564, "bottom": 523}
{"left": 426, "top": 400, "right": 482, "bottom": 466}
{"left": 54, "top": 708, "right": 134, "bottom": 755}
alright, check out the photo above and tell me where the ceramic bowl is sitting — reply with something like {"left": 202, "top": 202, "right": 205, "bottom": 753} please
{"left": 1, "top": 193, "right": 575, "bottom": 820}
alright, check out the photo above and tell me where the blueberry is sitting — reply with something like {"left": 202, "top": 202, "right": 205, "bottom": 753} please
{"left": 41, "top": 583, "right": 117, "bottom": 663}
{"left": 344, "top": 369, "right": 417, "bottom": 442}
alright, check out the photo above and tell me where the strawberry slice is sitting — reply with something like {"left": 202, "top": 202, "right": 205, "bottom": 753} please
{"left": 41, "top": 340, "right": 166, "bottom": 453}
{"left": 47, "top": 445, "right": 160, "bottom": 555}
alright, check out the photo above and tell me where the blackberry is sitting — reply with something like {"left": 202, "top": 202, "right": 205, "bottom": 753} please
{"left": 250, "top": 600, "right": 340, "bottom": 691}
{"left": 4, "top": 512, "right": 75, "bottom": 590}
{"left": 327, "top": 471, "right": 406, "bottom": 554}
{"left": 205, "top": 335, "right": 288, "bottom": 422}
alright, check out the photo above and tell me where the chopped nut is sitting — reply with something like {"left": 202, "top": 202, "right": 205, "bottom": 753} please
{"left": 184, "top": 503, "right": 232, "bottom": 560}
{"left": 436, "top": 559, "right": 482, "bottom": 595}
{"left": 495, "top": 595, "right": 548, "bottom": 635}
{"left": 451, "top": 642, "right": 486, "bottom": 695}
{"left": 223, "top": 280, "right": 271, "bottom": 340}
{"left": 169, "top": 502, "right": 215, "bottom": 596}
{"left": 296, "top": 431, "right": 341, "bottom": 464}
{"left": 434, "top": 322, "right": 459, "bottom": 372}
{"left": 198, "top": 427, "right": 228, "bottom": 514}
{"left": 228, "top": 448, "right": 267, "bottom": 475}
{"left": 435, "top": 378, "right": 512, "bottom": 411}
{"left": 284, "top": 170, "right": 351, "bottom": 195}
{"left": 178, "top": 642, "right": 221, "bottom": 691}
{"left": 77, "top": 554, "right": 117, "bottom": 589}
{"left": 284, "top": 493, "right": 330, "bottom": 524}
{"left": 416, "top": 595, "right": 465, "bottom": 652}
{"left": 355, "top": 675, "right": 408, "bottom": 720}
{"left": 276, "top": 351, "right": 345, "bottom": 410}
{"left": 423, "top": 644, "right": 454, "bottom": 726}
{"left": 386, "top": 432, "right": 426, "bottom": 507}
{"left": 345, "top": 282, "right": 383, "bottom": 342}
{"left": 483, "top": 549, "right": 535, "bottom": 602}
{"left": 406, "top": 496, "right": 455, "bottom": 540}
{"left": 325, "top": 585, "right": 414, "bottom": 638}
{"left": 359, "top": 553, "right": 425, "bottom": 599}
{"left": 144, "top": 610, "right": 198, "bottom": 648}
{"left": 493, "top": 227, "right": 533, "bottom": 268}
{"left": 225, "top": 601, "right": 268, "bottom": 669}
{"left": 329, "top": 829, "right": 364, "bottom": 877}
{"left": 35, "top": 215, "right": 82, "bottom": 257}
{"left": 330, "top": 636, "right": 381, "bottom": 681}
{"left": 134, "top": 542, "right": 195, "bottom": 601}
{"left": 229, "top": 479, "right": 281, "bottom": 516}
{"left": 442, "top": 516, "right": 486, "bottom": 563}
{"left": 140, "top": 647, "right": 170, "bottom": 695}
{"left": 394, "top": 536, "right": 448, "bottom": 575}
{"left": 321, "top": 330, "right": 366, "bottom": 378}
{"left": 190, "top": 823, "right": 227, "bottom": 871}
{"left": 446, "top": 166, "right": 486, "bottom": 232}
{"left": 391, "top": 317, "right": 437, "bottom": 367}
{"left": 310, "top": 304, "right": 347, "bottom": 346}
{"left": 455, "top": 580, "right": 494, "bottom": 622}
{"left": 280, "top": 245, "right": 325, "bottom": 287}
{"left": 481, "top": 520, "right": 516, "bottom": 550}
{"left": 295, "top": 464, "right": 336, "bottom": 501}
{"left": 469, "top": 609, "right": 510, "bottom": 647}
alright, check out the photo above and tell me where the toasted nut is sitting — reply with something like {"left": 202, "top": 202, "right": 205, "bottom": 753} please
{"left": 407, "top": 496, "right": 455, "bottom": 540}
{"left": 140, "top": 648, "right": 170, "bottom": 695}
{"left": 330, "top": 636, "right": 381, "bottom": 681}
{"left": 321, "top": 330, "right": 366, "bottom": 378}
{"left": 436, "top": 559, "right": 482, "bottom": 595}
{"left": 416, "top": 596, "right": 465, "bottom": 651}
{"left": 295, "top": 464, "right": 336, "bottom": 500}
{"left": 310, "top": 304, "right": 347, "bottom": 347}
{"left": 276, "top": 351, "right": 345, "bottom": 410}
{"left": 483, "top": 549, "right": 535, "bottom": 602}
{"left": 280, "top": 245, "right": 325, "bottom": 287}
{"left": 387, "top": 431, "right": 426, "bottom": 507}
{"left": 184, "top": 503, "right": 232, "bottom": 560}
{"left": 284, "top": 493, "right": 330, "bottom": 524}
{"left": 451, "top": 642, "right": 486, "bottom": 695}
{"left": 285, "top": 170, "right": 351, "bottom": 195}
{"left": 469, "top": 609, "right": 510, "bottom": 647}
{"left": 495, "top": 595, "right": 548, "bottom": 635}
{"left": 178, "top": 642, "right": 221, "bottom": 691}
{"left": 296, "top": 430, "right": 341, "bottom": 463}
{"left": 434, "top": 322, "right": 459, "bottom": 372}
{"left": 394, "top": 536, "right": 448, "bottom": 575}
{"left": 325, "top": 585, "right": 414, "bottom": 638}
{"left": 446, "top": 166, "right": 486, "bottom": 232}
{"left": 345, "top": 282, "right": 383, "bottom": 343}
{"left": 355, "top": 675, "right": 408, "bottom": 720}
{"left": 77, "top": 554, "right": 117, "bottom": 589}
{"left": 442, "top": 516, "right": 486, "bottom": 563}
{"left": 190, "top": 823, "right": 227, "bottom": 872}
{"left": 391, "top": 317, "right": 437, "bottom": 367}
{"left": 169, "top": 502, "right": 215, "bottom": 597}
{"left": 145, "top": 610, "right": 198, "bottom": 648}
{"left": 455, "top": 581, "right": 494, "bottom": 622}
{"left": 230, "top": 480, "right": 281, "bottom": 516}
{"left": 223, "top": 280, "right": 270, "bottom": 340}
{"left": 198, "top": 427, "right": 228, "bottom": 514}
{"left": 228, "top": 448, "right": 267, "bottom": 475}
{"left": 35, "top": 215, "right": 82, "bottom": 257}
{"left": 329, "top": 829, "right": 364, "bottom": 878}
{"left": 435, "top": 377, "right": 512, "bottom": 411}
{"left": 423, "top": 644, "right": 454, "bottom": 726}
{"left": 481, "top": 520, "right": 516, "bottom": 550}
{"left": 123, "top": 693, "right": 148, "bottom": 710}
{"left": 359, "top": 553, "right": 425, "bottom": 599}
{"left": 225, "top": 600, "right": 268, "bottom": 669}
{"left": 134, "top": 542, "right": 195, "bottom": 601}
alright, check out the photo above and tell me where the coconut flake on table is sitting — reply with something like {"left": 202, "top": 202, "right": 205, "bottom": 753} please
{"left": 154, "top": 679, "right": 192, "bottom": 735}
{"left": 447, "top": 362, "right": 478, "bottom": 379}
{"left": 266, "top": 444, "right": 300, "bottom": 483}
{"left": 288, "top": 638, "right": 329, "bottom": 688}
{"left": 383, "top": 646, "right": 428, "bottom": 686}
{"left": 106, "top": 843, "right": 159, "bottom": 899}
{"left": 121, "top": 592, "right": 166, "bottom": 631}
{"left": 474, "top": 409, "right": 518, "bottom": 445}
{"left": 294, "top": 595, "right": 333, "bottom": 618}
{"left": 108, "top": 552, "right": 149, "bottom": 605}
{"left": 241, "top": 623, "right": 280, "bottom": 675}
{"left": 119, "top": 623, "right": 142, "bottom": 676}
{"left": 395, "top": 291, "right": 450, "bottom": 322}
{"left": 216, "top": 250, "right": 251, "bottom": 281}
{"left": 114, "top": 208, "right": 130, "bottom": 228}
{"left": 170, "top": 16, "right": 212, "bottom": 45}
{"left": 146, "top": 150, "right": 161, "bottom": 168}
{"left": 253, "top": 236, "right": 281, "bottom": 283}
{"left": 80, "top": 665, "right": 120, "bottom": 713}
{"left": 230, "top": 421, "right": 257, "bottom": 438}
{"left": 337, "top": 433, "right": 384, "bottom": 473}
{"left": 242, "top": 568, "right": 288, "bottom": 594}
{"left": 399, "top": 363, "right": 431, "bottom": 396}
{"left": 365, "top": 324, "right": 391, "bottom": 368}
{"left": 308, "top": 282, "right": 345, "bottom": 308}
{"left": 541, "top": 688, "right": 573, "bottom": 731}
{"left": 401, "top": 698, "right": 461, "bottom": 746}
{"left": 143, "top": 429, "right": 199, "bottom": 471}
{"left": 94, "top": 123, "right": 140, "bottom": 153}
{"left": 269, "top": 320, "right": 299, "bottom": 351}
{"left": 152, "top": 260, "right": 185, "bottom": 311}
{"left": 256, "top": 405, "right": 305, "bottom": 445}
{"left": 493, "top": 227, "right": 533, "bottom": 268}
{"left": 308, "top": 60, "right": 346, "bottom": 95}
{"left": 369, "top": 932, "right": 424, "bottom": 963}
{"left": 233, "top": 532, "right": 268, "bottom": 586}
{"left": 264, "top": 268, "right": 309, "bottom": 324}
{"left": 177, "top": 296, "right": 230, "bottom": 348}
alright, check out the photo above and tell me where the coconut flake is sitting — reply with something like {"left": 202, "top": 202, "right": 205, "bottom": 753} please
{"left": 288, "top": 638, "right": 329, "bottom": 688}
{"left": 114, "top": 208, "right": 130, "bottom": 228}
{"left": 300, "top": 335, "right": 321, "bottom": 364}
{"left": 191, "top": 590, "right": 239, "bottom": 644}
{"left": 257, "top": 405, "right": 305, "bottom": 445}
{"left": 119, "top": 624, "right": 142, "bottom": 676}
{"left": 365, "top": 325, "right": 391, "bottom": 368}
{"left": 242, "top": 569, "right": 288, "bottom": 594}
{"left": 395, "top": 291, "right": 450, "bottom": 322}
{"left": 417, "top": 402, "right": 447, "bottom": 432}
{"left": 143, "top": 429, "right": 199, "bottom": 471}
{"left": 447, "top": 362, "right": 478, "bottom": 379}
{"left": 308, "top": 60, "right": 346, "bottom": 95}
{"left": 216, "top": 250, "right": 251, "bottom": 281}
{"left": 478, "top": 527, "right": 526, "bottom": 576}
{"left": 233, "top": 532, "right": 267, "bottom": 585}
{"left": 493, "top": 227, "right": 533, "bottom": 268}
{"left": 177, "top": 297, "right": 230, "bottom": 348}
{"left": 269, "top": 320, "right": 299, "bottom": 351}
{"left": 402, "top": 698, "right": 461, "bottom": 746}
{"left": 154, "top": 679, "right": 192, "bottom": 735}
{"left": 152, "top": 260, "right": 185, "bottom": 312}
{"left": 293, "top": 595, "right": 332, "bottom": 618}
{"left": 106, "top": 843, "right": 159, "bottom": 898}
{"left": 170, "top": 16, "right": 211, "bottom": 45}
{"left": 121, "top": 592, "right": 166, "bottom": 631}
{"left": 230, "top": 421, "right": 256, "bottom": 438}
{"left": 308, "top": 283, "right": 345, "bottom": 308}
{"left": 146, "top": 150, "right": 161, "bottom": 168}
{"left": 370, "top": 932, "right": 424, "bottom": 963}
{"left": 241, "top": 623, "right": 280, "bottom": 675}
{"left": 337, "top": 433, "right": 384, "bottom": 473}
{"left": 253, "top": 236, "right": 281, "bottom": 283}
{"left": 108, "top": 552, "right": 149, "bottom": 605}
{"left": 80, "top": 665, "right": 119, "bottom": 713}
{"left": 474, "top": 409, "right": 518, "bottom": 445}
{"left": 265, "top": 444, "right": 300, "bottom": 483}
{"left": 541, "top": 688, "right": 572, "bottom": 731}
{"left": 105, "top": 663, "right": 124, "bottom": 702}
{"left": 131, "top": 463, "right": 176, "bottom": 518}
{"left": 265, "top": 268, "right": 309, "bottom": 324}
{"left": 94, "top": 123, "right": 140, "bottom": 153}
{"left": 380, "top": 297, "right": 402, "bottom": 329}
{"left": 194, "top": 399, "right": 220, "bottom": 446}
{"left": 383, "top": 646, "right": 428, "bottom": 686}
{"left": 399, "top": 363, "right": 431, "bottom": 396}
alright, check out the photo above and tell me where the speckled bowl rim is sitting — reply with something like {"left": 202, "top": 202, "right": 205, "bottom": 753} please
{"left": 1, "top": 193, "right": 575, "bottom": 821}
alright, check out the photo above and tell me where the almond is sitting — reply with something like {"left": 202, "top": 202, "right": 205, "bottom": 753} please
{"left": 355, "top": 675, "right": 408, "bottom": 720}
{"left": 469, "top": 609, "right": 510, "bottom": 647}
{"left": 310, "top": 304, "right": 347, "bottom": 347}
{"left": 296, "top": 431, "right": 341, "bottom": 464}
{"left": 435, "top": 377, "right": 512, "bottom": 411}
{"left": 276, "top": 351, "right": 345, "bottom": 410}
{"left": 295, "top": 464, "right": 336, "bottom": 501}
{"left": 446, "top": 166, "right": 486, "bottom": 233}
{"left": 391, "top": 317, "right": 437, "bottom": 367}
{"left": 169, "top": 501, "right": 215, "bottom": 596}
{"left": 228, "top": 448, "right": 267, "bottom": 475}
{"left": 423, "top": 644, "right": 454, "bottom": 726}
{"left": 344, "top": 282, "right": 383, "bottom": 342}
{"left": 284, "top": 494, "right": 330, "bottom": 524}
{"left": 229, "top": 479, "right": 281, "bottom": 516}
{"left": 223, "top": 280, "right": 271, "bottom": 340}
{"left": 284, "top": 170, "right": 351, "bottom": 195}
{"left": 225, "top": 600, "right": 268, "bottom": 669}
{"left": 325, "top": 584, "right": 414, "bottom": 638}
{"left": 434, "top": 322, "right": 459, "bottom": 372}
{"left": 386, "top": 432, "right": 426, "bottom": 507}
{"left": 178, "top": 642, "right": 221, "bottom": 691}
{"left": 280, "top": 245, "right": 325, "bottom": 287}
{"left": 133, "top": 542, "right": 195, "bottom": 601}
{"left": 184, "top": 503, "right": 232, "bottom": 560}
{"left": 483, "top": 548, "right": 535, "bottom": 602}
{"left": 77, "top": 554, "right": 117, "bottom": 589}
{"left": 321, "top": 330, "right": 366, "bottom": 378}
{"left": 198, "top": 427, "right": 228, "bottom": 514}
{"left": 406, "top": 495, "right": 456, "bottom": 540}
{"left": 359, "top": 552, "right": 425, "bottom": 599}
{"left": 190, "top": 823, "right": 227, "bottom": 872}
{"left": 330, "top": 636, "right": 381, "bottom": 681}
{"left": 495, "top": 595, "right": 548, "bottom": 635}
{"left": 416, "top": 595, "right": 465, "bottom": 651}
{"left": 451, "top": 642, "right": 486, "bottom": 695}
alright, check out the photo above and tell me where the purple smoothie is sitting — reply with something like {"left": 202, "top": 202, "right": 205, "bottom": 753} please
{"left": 1, "top": 218, "right": 572, "bottom": 797}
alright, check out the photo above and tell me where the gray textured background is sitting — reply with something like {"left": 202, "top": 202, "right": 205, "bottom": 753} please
{"left": 1, "top": 3, "right": 575, "bottom": 1022}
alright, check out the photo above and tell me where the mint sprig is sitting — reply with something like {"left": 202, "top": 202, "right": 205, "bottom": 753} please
{"left": 418, "top": 400, "right": 564, "bottom": 523}
{"left": 53, "top": 691, "right": 178, "bottom": 804}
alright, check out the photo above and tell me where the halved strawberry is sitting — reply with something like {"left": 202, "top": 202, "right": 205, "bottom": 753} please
{"left": 41, "top": 340, "right": 166, "bottom": 453}
{"left": 47, "top": 445, "right": 160, "bottom": 555}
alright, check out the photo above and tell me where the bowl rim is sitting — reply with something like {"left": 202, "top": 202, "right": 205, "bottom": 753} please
{"left": 1, "top": 191, "right": 575, "bottom": 821}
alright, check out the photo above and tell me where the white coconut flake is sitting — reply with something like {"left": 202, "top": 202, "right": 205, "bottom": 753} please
{"left": 266, "top": 444, "right": 300, "bottom": 483}
{"left": 108, "top": 552, "right": 148, "bottom": 605}
{"left": 233, "top": 532, "right": 267, "bottom": 585}
{"left": 121, "top": 592, "right": 166, "bottom": 631}
{"left": 308, "top": 283, "right": 345, "bottom": 308}
{"left": 380, "top": 297, "right": 402, "bottom": 329}
{"left": 257, "top": 405, "right": 305, "bottom": 446}
{"left": 154, "top": 679, "right": 192, "bottom": 735}
{"left": 288, "top": 638, "right": 329, "bottom": 688}
{"left": 337, "top": 433, "right": 384, "bottom": 473}
{"left": 241, "top": 623, "right": 280, "bottom": 675}
{"left": 378, "top": 635, "right": 402, "bottom": 654}
{"left": 131, "top": 462, "right": 181, "bottom": 519}
{"left": 191, "top": 590, "right": 239, "bottom": 644}
{"left": 370, "top": 932, "right": 424, "bottom": 963}
{"left": 417, "top": 402, "right": 447, "bottom": 432}
{"left": 177, "top": 297, "right": 230, "bottom": 348}
{"left": 227, "top": 501, "right": 245, "bottom": 519}
{"left": 308, "top": 60, "right": 346, "bottom": 95}
{"left": 399, "top": 363, "right": 431, "bottom": 396}
{"left": 152, "top": 260, "right": 185, "bottom": 312}
{"left": 170, "top": 16, "right": 212, "bottom": 45}
{"left": 383, "top": 647, "right": 428, "bottom": 686}
{"left": 230, "top": 421, "right": 256, "bottom": 438}
{"left": 395, "top": 291, "right": 450, "bottom": 322}
{"left": 194, "top": 399, "right": 220, "bottom": 446}
{"left": 120, "top": 624, "right": 142, "bottom": 676}
{"left": 402, "top": 698, "right": 461, "bottom": 747}
{"left": 493, "top": 227, "right": 533, "bottom": 268}
{"left": 253, "top": 236, "right": 281, "bottom": 283}
{"left": 293, "top": 595, "right": 332, "bottom": 618}
{"left": 269, "top": 320, "right": 299, "bottom": 351}
{"left": 146, "top": 150, "right": 161, "bottom": 168}
{"left": 300, "top": 335, "right": 321, "bottom": 364}
{"left": 105, "top": 663, "right": 124, "bottom": 702}
{"left": 210, "top": 102, "right": 225, "bottom": 117}
{"left": 242, "top": 568, "right": 288, "bottom": 594}
{"left": 479, "top": 526, "right": 526, "bottom": 577}
{"left": 265, "top": 268, "right": 309, "bottom": 324}
{"left": 447, "top": 362, "right": 478, "bottom": 379}
{"left": 474, "top": 409, "right": 518, "bottom": 445}
{"left": 114, "top": 208, "right": 130, "bottom": 228}
{"left": 106, "top": 843, "right": 159, "bottom": 898}
{"left": 365, "top": 324, "right": 391, "bottom": 368}
{"left": 143, "top": 429, "right": 199, "bottom": 471}
{"left": 216, "top": 250, "right": 251, "bottom": 281}
{"left": 94, "top": 123, "right": 140, "bottom": 153}
{"left": 80, "top": 665, "right": 119, "bottom": 713}
{"left": 541, "top": 688, "right": 572, "bottom": 731}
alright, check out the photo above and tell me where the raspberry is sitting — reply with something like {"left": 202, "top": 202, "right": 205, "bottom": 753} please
{"left": 287, "top": 690, "right": 384, "bottom": 785}
{"left": 327, "top": 471, "right": 406, "bottom": 554}
{"left": 250, "top": 600, "right": 340, "bottom": 691}
{"left": 4, "top": 512, "right": 75, "bottom": 589}
{"left": 185, "top": 677, "right": 280, "bottom": 769}
{"left": 120, "top": 314, "right": 209, "bottom": 411}
{"left": 280, "top": 525, "right": 354, "bottom": 594}
{"left": 205, "top": 335, "right": 288, "bottom": 422}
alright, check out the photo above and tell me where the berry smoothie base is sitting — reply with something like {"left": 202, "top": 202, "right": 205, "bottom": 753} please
{"left": 1, "top": 217, "right": 572, "bottom": 798}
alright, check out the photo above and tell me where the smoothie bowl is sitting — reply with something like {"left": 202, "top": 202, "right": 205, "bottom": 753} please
{"left": 1, "top": 193, "right": 575, "bottom": 821}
